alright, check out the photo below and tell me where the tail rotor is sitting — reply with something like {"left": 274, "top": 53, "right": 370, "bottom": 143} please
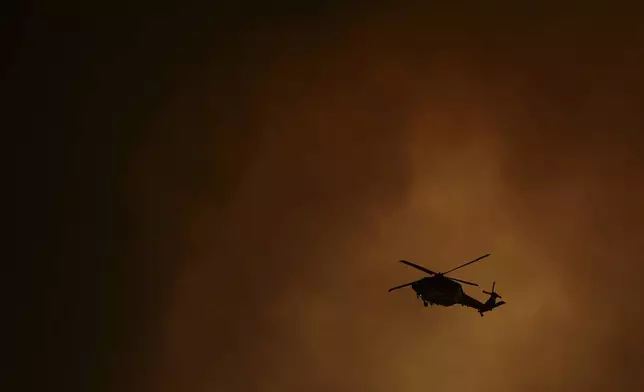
{"left": 482, "top": 281, "right": 502, "bottom": 299}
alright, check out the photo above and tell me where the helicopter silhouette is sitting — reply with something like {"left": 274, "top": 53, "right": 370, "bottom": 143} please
{"left": 388, "top": 253, "right": 505, "bottom": 317}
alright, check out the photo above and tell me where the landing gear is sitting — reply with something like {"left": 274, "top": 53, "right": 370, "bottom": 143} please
{"left": 479, "top": 312, "right": 484, "bottom": 317}
{"left": 423, "top": 301, "right": 428, "bottom": 307}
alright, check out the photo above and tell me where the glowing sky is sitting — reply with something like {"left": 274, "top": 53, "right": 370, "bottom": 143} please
{"left": 120, "top": 5, "right": 644, "bottom": 391}
{"left": 13, "top": 3, "right": 644, "bottom": 392}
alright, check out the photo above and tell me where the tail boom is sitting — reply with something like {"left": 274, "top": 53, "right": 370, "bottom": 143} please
{"left": 458, "top": 293, "right": 506, "bottom": 316}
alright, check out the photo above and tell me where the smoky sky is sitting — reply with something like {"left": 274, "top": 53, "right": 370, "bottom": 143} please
{"left": 11, "top": 2, "right": 644, "bottom": 392}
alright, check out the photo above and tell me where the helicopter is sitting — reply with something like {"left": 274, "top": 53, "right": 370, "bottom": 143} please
{"left": 388, "top": 253, "right": 505, "bottom": 317}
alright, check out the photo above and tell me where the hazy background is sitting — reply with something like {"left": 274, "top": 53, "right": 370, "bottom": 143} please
{"left": 11, "top": 2, "right": 644, "bottom": 392}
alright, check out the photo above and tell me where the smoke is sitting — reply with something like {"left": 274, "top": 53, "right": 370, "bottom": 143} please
{"left": 119, "top": 4, "right": 644, "bottom": 392}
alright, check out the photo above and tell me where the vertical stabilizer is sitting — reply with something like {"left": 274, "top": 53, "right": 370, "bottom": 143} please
{"left": 481, "top": 281, "right": 505, "bottom": 314}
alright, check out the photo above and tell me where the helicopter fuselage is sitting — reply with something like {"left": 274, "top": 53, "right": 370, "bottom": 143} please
{"left": 411, "top": 275, "right": 465, "bottom": 306}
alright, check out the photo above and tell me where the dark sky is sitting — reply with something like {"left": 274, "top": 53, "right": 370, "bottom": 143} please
{"left": 10, "top": 2, "right": 644, "bottom": 392}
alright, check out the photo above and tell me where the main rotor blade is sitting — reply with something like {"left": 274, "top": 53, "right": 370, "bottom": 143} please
{"left": 447, "top": 277, "right": 479, "bottom": 287}
{"left": 442, "top": 253, "right": 490, "bottom": 275}
{"left": 398, "top": 260, "right": 437, "bottom": 276}
{"left": 388, "top": 281, "right": 416, "bottom": 292}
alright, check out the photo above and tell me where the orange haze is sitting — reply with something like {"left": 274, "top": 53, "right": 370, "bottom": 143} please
{"left": 119, "top": 4, "right": 644, "bottom": 392}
